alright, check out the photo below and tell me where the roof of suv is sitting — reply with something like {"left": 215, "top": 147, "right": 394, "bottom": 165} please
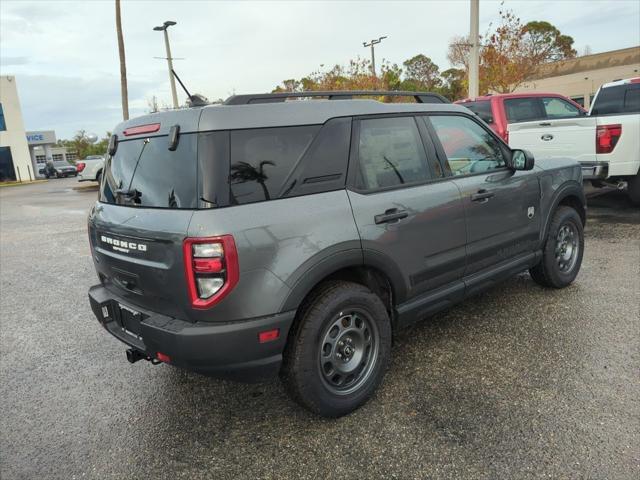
{"left": 457, "top": 92, "right": 571, "bottom": 103}
{"left": 113, "top": 97, "right": 468, "bottom": 137}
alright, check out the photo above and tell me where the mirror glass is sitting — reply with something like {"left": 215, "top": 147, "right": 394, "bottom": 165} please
{"left": 512, "top": 150, "right": 526, "bottom": 170}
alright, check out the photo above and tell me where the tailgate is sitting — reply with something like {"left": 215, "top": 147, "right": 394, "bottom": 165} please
{"left": 89, "top": 204, "right": 195, "bottom": 320}
{"left": 508, "top": 116, "right": 597, "bottom": 164}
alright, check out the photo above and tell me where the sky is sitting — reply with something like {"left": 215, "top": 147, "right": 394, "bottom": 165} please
{"left": 1, "top": 0, "right": 639, "bottom": 139}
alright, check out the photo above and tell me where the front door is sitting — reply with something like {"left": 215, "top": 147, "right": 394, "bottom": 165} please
{"left": 347, "top": 115, "right": 467, "bottom": 305}
{"left": 425, "top": 114, "right": 541, "bottom": 277}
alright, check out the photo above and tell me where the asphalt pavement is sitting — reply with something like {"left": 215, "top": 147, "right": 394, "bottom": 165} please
{"left": 1, "top": 178, "right": 638, "bottom": 479}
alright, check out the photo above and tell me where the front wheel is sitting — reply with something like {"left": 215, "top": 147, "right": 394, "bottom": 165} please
{"left": 281, "top": 281, "right": 392, "bottom": 417}
{"left": 530, "top": 206, "right": 584, "bottom": 288}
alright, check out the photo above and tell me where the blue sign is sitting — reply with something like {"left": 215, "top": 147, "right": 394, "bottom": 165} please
{"left": 27, "top": 134, "right": 44, "bottom": 142}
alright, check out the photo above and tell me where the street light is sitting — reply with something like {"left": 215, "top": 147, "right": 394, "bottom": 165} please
{"left": 363, "top": 36, "right": 387, "bottom": 77}
{"left": 153, "top": 20, "right": 179, "bottom": 108}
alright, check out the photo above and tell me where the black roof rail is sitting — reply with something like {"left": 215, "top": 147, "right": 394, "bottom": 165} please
{"left": 223, "top": 90, "right": 450, "bottom": 105}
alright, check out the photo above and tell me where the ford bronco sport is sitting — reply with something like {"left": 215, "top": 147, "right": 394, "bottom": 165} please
{"left": 88, "top": 91, "right": 586, "bottom": 417}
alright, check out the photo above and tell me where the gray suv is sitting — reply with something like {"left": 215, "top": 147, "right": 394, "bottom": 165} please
{"left": 88, "top": 91, "right": 586, "bottom": 417}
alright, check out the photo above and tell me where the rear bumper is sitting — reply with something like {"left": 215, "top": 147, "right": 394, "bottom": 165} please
{"left": 579, "top": 162, "right": 608, "bottom": 180}
{"left": 89, "top": 285, "right": 295, "bottom": 382}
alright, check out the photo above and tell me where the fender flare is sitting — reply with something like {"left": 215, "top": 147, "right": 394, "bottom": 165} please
{"left": 540, "top": 180, "right": 586, "bottom": 243}
{"left": 279, "top": 248, "right": 408, "bottom": 313}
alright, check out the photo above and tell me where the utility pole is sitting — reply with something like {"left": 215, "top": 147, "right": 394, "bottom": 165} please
{"left": 115, "top": 0, "right": 129, "bottom": 120}
{"left": 153, "top": 21, "right": 179, "bottom": 109}
{"left": 363, "top": 36, "right": 387, "bottom": 77}
{"left": 468, "top": 0, "right": 480, "bottom": 98}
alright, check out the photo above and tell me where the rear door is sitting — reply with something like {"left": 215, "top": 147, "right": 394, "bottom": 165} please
{"left": 508, "top": 96, "right": 596, "bottom": 164}
{"left": 89, "top": 131, "right": 200, "bottom": 320}
{"left": 347, "top": 115, "right": 467, "bottom": 307}
{"left": 424, "top": 113, "right": 541, "bottom": 284}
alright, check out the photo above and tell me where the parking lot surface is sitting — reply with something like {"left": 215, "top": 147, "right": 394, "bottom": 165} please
{"left": 1, "top": 178, "right": 638, "bottom": 479}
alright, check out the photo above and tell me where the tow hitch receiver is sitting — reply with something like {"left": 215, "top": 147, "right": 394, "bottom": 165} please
{"left": 126, "top": 348, "right": 160, "bottom": 365}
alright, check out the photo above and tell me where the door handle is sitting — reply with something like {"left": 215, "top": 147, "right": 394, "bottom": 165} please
{"left": 374, "top": 208, "right": 408, "bottom": 224}
{"left": 539, "top": 122, "right": 552, "bottom": 126}
{"left": 471, "top": 189, "right": 495, "bottom": 203}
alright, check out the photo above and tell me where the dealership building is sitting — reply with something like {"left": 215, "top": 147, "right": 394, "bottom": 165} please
{"left": 0, "top": 75, "right": 77, "bottom": 181}
{"left": 0, "top": 76, "right": 33, "bottom": 181}
{"left": 517, "top": 46, "right": 640, "bottom": 109}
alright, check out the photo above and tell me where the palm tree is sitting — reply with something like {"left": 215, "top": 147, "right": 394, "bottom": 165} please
{"left": 115, "top": 0, "right": 129, "bottom": 120}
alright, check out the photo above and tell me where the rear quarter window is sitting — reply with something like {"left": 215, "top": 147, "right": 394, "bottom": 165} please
{"left": 229, "top": 125, "right": 320, "bottom": 204}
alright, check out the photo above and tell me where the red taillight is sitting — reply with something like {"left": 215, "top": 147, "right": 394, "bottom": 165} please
{"left": 156, "top": 352, "right": 171, "bottom": 363}
{"left": 183, "top": 235, "right": 239, "bottom": 309}
{"left": 258, "top": 329, "right": 280, "bottom": 343}
{"left": 596, "top": 124, "right": 622, "bottom": 154}
{"left": 123, "top": 123, "right": 160, "bottom": 136}
{"left": 76, "top": 162, "right": 86, "bottom": 172}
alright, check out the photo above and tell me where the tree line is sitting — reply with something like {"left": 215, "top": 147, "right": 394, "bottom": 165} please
{"left": 274, "top": 8, "right": 577, "bottom": 101}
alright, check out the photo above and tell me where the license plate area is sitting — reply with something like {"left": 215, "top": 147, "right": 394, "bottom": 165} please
{"left": 116, "top": 302, "right": 145, "bottom": 340}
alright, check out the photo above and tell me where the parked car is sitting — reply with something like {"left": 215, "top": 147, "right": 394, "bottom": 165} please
{"left": 456, "top": 92, "right": 587, "bottom": 143}
{"left": 508, "top": 78, "right": 640, "bottom": 204}
{"left": 77, "top": 154, "right": 105, "bottom": 182}
{"left": 41, "top": 160, "right": 77, "bottom": 178}
{"left": 88, "top": 91, "right": 585, "bottom": 417}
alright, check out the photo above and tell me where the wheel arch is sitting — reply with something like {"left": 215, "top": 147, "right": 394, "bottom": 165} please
{"left": 540, "top": 181, "right": 586, "bottom": 242}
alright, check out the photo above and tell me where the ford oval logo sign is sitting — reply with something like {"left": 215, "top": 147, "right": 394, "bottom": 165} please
{"left": 541, "top": 134, "right": 554, "bottom": 141}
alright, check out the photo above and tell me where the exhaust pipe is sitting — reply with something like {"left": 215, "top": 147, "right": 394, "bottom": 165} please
{"left": 617, "top": 181, "right": 628, "bottom": 191}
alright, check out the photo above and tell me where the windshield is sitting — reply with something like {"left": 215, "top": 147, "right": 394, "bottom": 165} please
{"left": 100, "top": 133, "right": 198, "bottom": 209}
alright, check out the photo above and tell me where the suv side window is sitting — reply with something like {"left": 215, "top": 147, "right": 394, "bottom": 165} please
{"left": 356, "top": 116, "right": 431, "bottom": 190}
{"left": 230, "top": 125, "right": 320, "bottom": 204}
{"left": 504, "top": 98, "right": 545, "bottom": 123}
{"left": 542, "top": 97, "right": 582, "bottom": 118}
{"left": 428, "top": 115, "right": 506, "bottom": 175}
{"left": 591, "top": 84, "right": 640, "bottom": 115}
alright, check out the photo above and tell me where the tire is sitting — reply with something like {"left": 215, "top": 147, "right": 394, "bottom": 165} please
{"left": 281, "top": 280, "right": 392, "bottom": 417}
{"left": 530, "top": 206, "right": 584, "bottom": 288}
{"left": 628, "top": 174, "right": 640, "bottom": 206}
{"left": 96, "top": 171, "right": 102, "bottom": 184}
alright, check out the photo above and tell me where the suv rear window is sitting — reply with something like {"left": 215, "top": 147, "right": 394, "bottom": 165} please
{"left": 100, "top": 134, "right": 198, "bottom": 209}
{"left": 462, "top": 100, "right": 494, "bottom": 124}
{"left": 591, "top": 83, "right": 640, "bottom": 115}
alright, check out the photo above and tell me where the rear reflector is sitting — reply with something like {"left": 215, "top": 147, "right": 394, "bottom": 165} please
{"left": 123, "top": 123, "right": 161, "bottom": 136}
{"left": 596, "top": 124, "right": 622, "bottom": 154}
{"left": 156, "top": 352, "right": 171, "bottom": 363}
{"left": 259, "top": 329, "right": 280, "bottom": 343}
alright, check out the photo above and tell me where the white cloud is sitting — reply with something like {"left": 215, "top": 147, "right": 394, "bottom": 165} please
{"left": 1, "top": 0, "right": 639, "bottom": 138}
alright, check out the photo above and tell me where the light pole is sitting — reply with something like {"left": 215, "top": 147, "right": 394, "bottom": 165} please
{"left": 363, "top": 36, "right": 387, "bottom": 77}
{"left": 468, "top": 0, "right": 480, "bottom": 98}
{"left": 153, "top": 20, "right": 179, "bottom": 109}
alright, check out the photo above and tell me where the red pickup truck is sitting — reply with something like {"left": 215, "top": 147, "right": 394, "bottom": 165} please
{"left": 456, "top": 92, "right": 586, "bottom": 143}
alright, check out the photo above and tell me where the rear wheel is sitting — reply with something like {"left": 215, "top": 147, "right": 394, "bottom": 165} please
{"left": 627, "top": 174, "right": 640, "bottom": 206}
{"left": 281, "top": 281, "right": 392, "bottom": 417}
{"left": 530, "top": 206, "right": 584, "bottom": 288}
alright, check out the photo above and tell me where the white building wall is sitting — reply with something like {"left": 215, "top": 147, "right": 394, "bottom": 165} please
{"left": 0, "top": 76, "right": 34, "bottom": 181}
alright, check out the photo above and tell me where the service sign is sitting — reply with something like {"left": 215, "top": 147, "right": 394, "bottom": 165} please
{"left": 26, "top": 130, "right": 56, "bottom": 145}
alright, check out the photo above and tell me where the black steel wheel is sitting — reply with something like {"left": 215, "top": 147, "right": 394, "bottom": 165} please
{"left": 530, "top": 206, "right": 584, "bottom": 288}
{"left": 282, "top": 281, "right": 392, "bottom": 417}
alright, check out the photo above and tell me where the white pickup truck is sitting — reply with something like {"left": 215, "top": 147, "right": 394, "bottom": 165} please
{"left": 77, "top": 155, "right": 105, "bottom": 183}
{"left": 510, "top": 78, "right": 640, "bottom": 205}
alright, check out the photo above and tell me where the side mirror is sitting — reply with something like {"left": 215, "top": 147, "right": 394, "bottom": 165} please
{"left": 107, "top": 134, "right": 118, "bottom": 156}
{"left": 510, "top": 149, "right": 535, "bottom": 171}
